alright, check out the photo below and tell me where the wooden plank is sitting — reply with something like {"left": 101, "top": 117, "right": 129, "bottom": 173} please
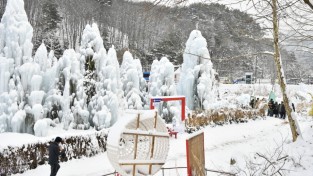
{"left": 153, "top": 111, "right": 157, "bottom": 128}
{"left": 132, "top": 114, "right": 140, "bottom": 176}
{"left": 123, "top": 130, "right": 168, "bottom": 137}
{"left": 150, "top": 112, "right": 158, "bottom": 159}
{"left": 149, "top": 112, "right": 158, "bottom": 174}
{"left": 133, "top": 114, "right": 140, "bottom": 159}
{"left": 132, "top": 164, "right": 136, "bottom": 176}
{"left": 149, "top": 164, "right": 152, "bottom": 175}
{"left": 120, "top": 162, "right": 164, "bottom": 165}
{"left": 119, "top": 159, "right": 165, "bottom": 164}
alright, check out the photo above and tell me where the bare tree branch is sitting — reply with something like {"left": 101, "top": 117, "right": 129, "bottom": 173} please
{"left": 303, "top": 0, "right": 313, "bottom": 10}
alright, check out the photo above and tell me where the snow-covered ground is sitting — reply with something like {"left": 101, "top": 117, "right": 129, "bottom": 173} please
{"left": 2, "top": 83, "right": 311, "bottom": 176}
{"left": 1, "top": 1, "right": 312, "bottom": 175}
{"left": 7, "top": 115, "right": 313, "bottom": 176}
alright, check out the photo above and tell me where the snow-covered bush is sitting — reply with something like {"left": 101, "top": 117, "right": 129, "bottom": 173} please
{"left": 0, "top": 131, "right": 107, "bottom": 175}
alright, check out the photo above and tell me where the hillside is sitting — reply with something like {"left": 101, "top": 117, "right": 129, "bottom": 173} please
{"left": 0, "top": 0, "right": 303, "bottom": 80}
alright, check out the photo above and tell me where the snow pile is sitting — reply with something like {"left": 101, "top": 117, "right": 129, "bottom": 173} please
{"left": 34, "top": 118, "right": 55, "bottom": 137}
{"left": 178, "top": 30, "right": 219, "bottom": 110}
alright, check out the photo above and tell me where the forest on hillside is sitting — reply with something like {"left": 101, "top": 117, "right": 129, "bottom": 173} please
{"left": 0, "top": 0, "right": 305, "bottom": 81}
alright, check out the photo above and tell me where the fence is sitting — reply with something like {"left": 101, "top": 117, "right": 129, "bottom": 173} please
{"left": 102, "top": 167, "right": 236, "bottom": 176}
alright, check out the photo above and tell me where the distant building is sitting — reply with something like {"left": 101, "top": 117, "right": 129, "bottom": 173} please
{"left": 245, "top": 72, "right": 253, "bottom": 84}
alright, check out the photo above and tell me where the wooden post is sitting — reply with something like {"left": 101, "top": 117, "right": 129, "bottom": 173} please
{"left": 133, "top": 114, "right": 140, "bottom": 176}
{"left": 182, "top": 97, "right": 186, "bottom": 121}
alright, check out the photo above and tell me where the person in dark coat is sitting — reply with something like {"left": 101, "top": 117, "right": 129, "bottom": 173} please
{"left": 268, "top": 99, "right": 274, "bottom": 116}
{"left": 250, "top": 98, "right": 255, "bottom": 108}
{"left": 49, "top": 137, "right": 65, "bottom": 176}
{"left": 292, "top": 103, "right": 296, "bottom": 112}
{"left": 279, "top": 101, "right": 286, "bottom": 119}
{"left": 273, "top": 102, "right": 279, "bottom": 117}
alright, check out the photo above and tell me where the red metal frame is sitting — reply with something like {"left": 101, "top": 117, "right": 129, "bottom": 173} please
{"left": 149, "top": 96, "right": 186, "bottom": 121}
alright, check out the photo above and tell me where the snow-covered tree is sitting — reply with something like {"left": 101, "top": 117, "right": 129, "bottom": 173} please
{"left": 150, "top": 31, "right": 184, "bottom": 65}
{"left": 80, "top": 23, "right": 122, "bottom": 129}
{"left": 0, "top": 0, "right": 34, "bottom": 133}
{"left": 99, "top": 45, "right": 123, "bottom": 125}
{"left": 34, "top": 0, "right": 64, "bottom": 59}
{"left": 149, "top": 57, "right": 179, "bottom": 122}
{"left": 54, "top": 49, "right": 85, "bottom": 130}
{"left": 133, "top": 57, "right": 148, "bottom": 107}
{"left": 120, "top": 51, "right": 146, "bottom": 109}
{"left": 177, "top": 30, "right": 219, "bottom": 110}
{"left": 79, "top": 23, "right": 106, "bottom": 105}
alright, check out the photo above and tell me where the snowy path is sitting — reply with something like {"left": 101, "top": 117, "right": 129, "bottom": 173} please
{"left": 13, "top": 117, "right": 313, "bottom": 176}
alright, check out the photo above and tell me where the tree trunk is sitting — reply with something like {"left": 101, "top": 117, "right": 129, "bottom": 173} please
{"left": 271, "top": 0, "right": 300, "bottom": 142}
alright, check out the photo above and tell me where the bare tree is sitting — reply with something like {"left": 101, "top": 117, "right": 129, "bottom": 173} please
{"left": 271, "top": 0, "right": 300, "bottom": 141}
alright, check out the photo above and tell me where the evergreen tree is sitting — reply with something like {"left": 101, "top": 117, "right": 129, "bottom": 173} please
{"left": 84, "top": 55, "right": 96, "bottom": 105}
{"left": 150, "top": 31, "right": 184, "bottom": 65}
{"left": 34, "top": 0, "right": 64, "bottom": 59}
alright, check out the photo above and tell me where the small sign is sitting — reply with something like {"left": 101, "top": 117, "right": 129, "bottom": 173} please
{"left": 153, "top": 102, "right": 160, "bottom": 107}
{"left": 153, "top": 98, "right": 162, "bottom": 102}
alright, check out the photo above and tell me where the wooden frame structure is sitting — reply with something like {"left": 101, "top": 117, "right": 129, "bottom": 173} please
{"left": 119, "top": 112, "right": 169, "bottom": 176}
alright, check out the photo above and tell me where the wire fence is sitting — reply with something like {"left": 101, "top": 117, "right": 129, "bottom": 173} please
{"left": 101, "top": 167, "right": 236, "bottom": 176}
